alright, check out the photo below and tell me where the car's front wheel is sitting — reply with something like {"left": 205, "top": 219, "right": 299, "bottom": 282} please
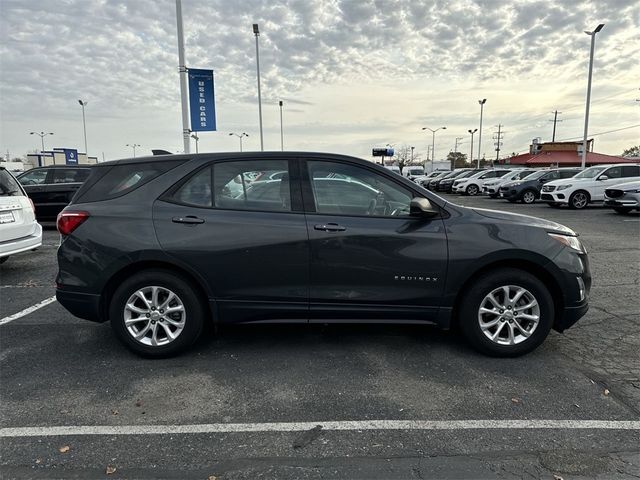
{"left": 110, "top": 270, "right": 206, "bottom": 357}
{"left": 521, "top": 190, "right": 536, "bottom": 204}
{"left": 569, "top": 190, "right": 590, "bottom": 209}
{"left": 459, "top": 268, "right": 554, "bottom": 357}
{"left": 466, "top": 184, "right": 479, "bottom": 196}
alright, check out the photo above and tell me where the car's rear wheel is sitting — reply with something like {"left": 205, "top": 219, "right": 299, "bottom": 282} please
{"left": 613, "top": 207, "right": 633, "bottom": 214}
{"left": 459, "top": 268, "right": 554, "bottom": 357}
{"left": 521, "top": 190, "right": 536, "bottom": 204}
{"left": 110, "top": 270, "right": 205, "bottom": 357}
{"left": 569, "top": 190, "right": 590, "bottom": 209}
{"left": 465, "top": 184, "right": 478, "bottom": 196}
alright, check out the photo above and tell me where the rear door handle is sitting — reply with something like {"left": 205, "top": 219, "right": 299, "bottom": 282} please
{"left": 314, "top": 223, "right": 346, "bottom": 232}
{"left": 172, "top": 216, "right": 205, "bottom": 225}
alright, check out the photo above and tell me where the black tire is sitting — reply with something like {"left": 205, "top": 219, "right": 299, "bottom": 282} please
{"left": 459, "top": 268, "right": 554, "bottom": 357}
{"left": 466, "top": 184, "right": 479, "bottom": 196}
{"left": 569, "top": 190, "right": 590, "bottom": 210}
{"left": 521, "top": 190, "right": 537, "bottom": 204}
{"left": 109, "top": 269, "right": 206, "bottom": 357}
{"left": 613, "top": 207, "right": 632, "bottom": 214}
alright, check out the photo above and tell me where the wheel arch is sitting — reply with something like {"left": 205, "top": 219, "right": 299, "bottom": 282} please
{"left": 450, "top": 258, "right": 564, "bottom": 330}
{"left": 100, "top": 260, "right": 214, "bottom": 324}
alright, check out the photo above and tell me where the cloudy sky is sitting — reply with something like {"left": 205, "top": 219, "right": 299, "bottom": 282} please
{"left": 1, "top": 0, "right": 638, "bottom": 163}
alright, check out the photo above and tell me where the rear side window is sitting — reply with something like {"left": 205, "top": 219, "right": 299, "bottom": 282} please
{"left": 0, "top": 169, "right": 24, "bottom": 197}
{"left": 622, "top": 166, "right": 640, "bottom": 177}
{"left": 74, "top": 160, "right": 185, "bottom": 203}
{"left": 18, "top": 169, "right": 48, "bottom": 185}
{"left": 52, "top": 168, "right": 91, "bottom": 184}
{"left": 172, "top": 167, "right": 213, "bottom": 207}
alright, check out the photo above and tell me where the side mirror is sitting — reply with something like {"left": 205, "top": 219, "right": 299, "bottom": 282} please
{"left": 598, "top": 175, "right": 608, "bottom": 181}
{"left": 410, "top": 197, "right": 439, "bottom": 217}
{"left": 539, "top": 178, "right": 548, "bottom": 183}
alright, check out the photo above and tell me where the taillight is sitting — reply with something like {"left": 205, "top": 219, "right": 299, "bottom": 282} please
{"left": 57, "top": 211, "right": 90, "bottom": 235}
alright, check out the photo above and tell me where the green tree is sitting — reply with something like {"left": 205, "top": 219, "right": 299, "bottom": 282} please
{"left": 446, "top": 151, "right": 468, "bottom": 169}
{"left": 622, "top": 145, "right": 640, "bottom": 157}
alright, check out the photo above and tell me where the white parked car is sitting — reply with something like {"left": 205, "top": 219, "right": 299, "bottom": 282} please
{"left": 452, "top": 169, "right": 512, "bottom": 196}
{"left": 413, "top": 170, "right": 448, "bottom": 186}
{"left": 482, "top": 169, "right": 537, "bottom": 198}
{"left": 0, "top": 166, "right": 42, "bottom": 264}
{"left": 540, "top": 164, "right": 640, "bottom": 209}
{"left": 402, "top": 166, "right": 425, "bottom": 180}
{"left": 604, "top": 180, "right": 640, "bottom": 214}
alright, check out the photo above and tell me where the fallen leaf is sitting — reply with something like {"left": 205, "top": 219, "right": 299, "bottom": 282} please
{"left": 111, "top": 409, "right": 119, "bottom": 416}
{"left": 511, "top": 398, "right": 520, "bottom": 404}
{"left": 106, "top": 466, "right": 116, "bottom": 475}
{"left": 208, "top": 476, "right": 217, "bottom": 480}
{"left": 553, "top": 475, "right": 564, "bottom": 480}
{"left": 35, "top": 458, "right": 42, "bottom": 464}
{"left": 604, "top": 389, "right": 610, "bottom": 396}
{"left": 59, "top": 446, "right": 70, "bottom": 454}
{"left": 135, "top": 399, "right": 143, "bottom": 407}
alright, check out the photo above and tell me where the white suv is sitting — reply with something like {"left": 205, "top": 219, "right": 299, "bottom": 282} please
{"left": 452, "top": 169, "right": 512, "bottom": 196}
{"left": 0, "top": 167, "right": 42, "bottom": 264}
{"left": 540, "top": 164, "right": 640, "bottom": 209}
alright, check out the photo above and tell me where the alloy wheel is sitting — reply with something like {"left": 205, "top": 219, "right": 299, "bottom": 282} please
{"left": 467, "top": 185, "right": 479, "bottom": 196}
{"left": 477, "top": 285, "right": 540, "bottom": 346}
{"left": 572, "top": 192, "right": 588, "bottom": 209}
{"left": 522, "top": 191, "right": 535, "bottom": 204}
{"left": 123, "top": 286, "right": 186, "bottom": 346}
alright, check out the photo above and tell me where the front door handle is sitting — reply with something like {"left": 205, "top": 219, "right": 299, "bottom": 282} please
{"left": 172, "top": 215, "right": 205, "bottom": 225}
{"left": 314, "top": 223, "right": 346, "bottom": 232}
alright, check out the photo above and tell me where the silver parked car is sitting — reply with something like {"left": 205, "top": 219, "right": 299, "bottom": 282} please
{"left": 604, "top": 180, "right": 640, "bottom": 214}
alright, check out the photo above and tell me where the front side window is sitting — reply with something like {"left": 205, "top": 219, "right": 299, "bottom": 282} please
{"left": 18, "top": 169, "right": 48, "bottom": 185}
{"left": 541, "top": 171, "right": 559, "bottom": 181}
{"left": 308, "top": 161, "right": 413, "bottom": 217}
{"left": 603, "top": 167, "right": 622, "bottom": 179}
{"left": 559, "top": 170, "right": 579, "bottom": 179}
{"left": 214, "top": 160, "right": 291, "bottom": 212}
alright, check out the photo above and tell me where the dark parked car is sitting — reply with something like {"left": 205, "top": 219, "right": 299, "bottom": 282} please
{"left": 56, "top": 152, "right": 590, "bottom": 358}
{"left": 18, "top": 166, "right": 92, "bottom": 221}
{"left": 428, "top": 169, "right": 467, "bottom": 191}
{"left": 437, "top": 169, "right": 484, "bottom": 193}
{"left": 498, "top": 168, "right": 581, "bottom": 204}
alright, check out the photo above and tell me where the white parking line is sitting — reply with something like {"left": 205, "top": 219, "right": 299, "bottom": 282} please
{"left": 0, "top": 296, "right": 57, "bottom": 326}
{"left": 1, "top": 419, "right": 639, "bottom": 438}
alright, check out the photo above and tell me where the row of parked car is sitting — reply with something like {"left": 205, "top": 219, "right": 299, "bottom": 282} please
{"left": 410, "top": 164, "right": 640, "bottom": 213}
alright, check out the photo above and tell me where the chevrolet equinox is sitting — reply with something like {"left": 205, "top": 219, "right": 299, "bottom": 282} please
{"left": 56, "top": 152, "right": 591, "bottom": 357}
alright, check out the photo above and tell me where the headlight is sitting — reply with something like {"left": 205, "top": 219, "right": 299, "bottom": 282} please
{"left": 512, "top": 182, "right": 521, "bottom": 186}
{"left": 548, "top": 233, "right": 585, "bottom": 253}
{"left": 557, "top": 184, "right": 572, "bottom": 191}
{"left": 623, "top": 188, "right": 640, "bottom": 193}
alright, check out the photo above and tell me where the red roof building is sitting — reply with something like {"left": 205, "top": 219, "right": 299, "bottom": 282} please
{"left": 499, "top": 140, "right": 635, "bottom": 167}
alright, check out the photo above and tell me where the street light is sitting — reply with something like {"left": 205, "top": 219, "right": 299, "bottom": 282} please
{"left": 229, "top": 132, "right": 249, "bottom": 152}
{"left": 30, "top": 131, "right": 54, "bottom": 152}
{"left": 468, "top": 129, "right": 478, "bottom": 167}
{"left": 581, "top": 23, "right": 605, "bottom": 169}
{"left": 190, "top": 133, "right": 200, "bottom": 153}
{"left": 278, "top": 100, "right": 284, "bottom": 151}
{"left": 253, "top": 23, "right": 264, "bottom": 151}
{"left": 421, "top": 126, "right": 446, "bottom": 172}
{"left": 78, "top": 99, "right": 88, "bottom": 153}
{"left": 126, "top": 143, "right": 141, "bottom": 157}
{"left": 477, "top": 99, "right": 487, "bottom": 168}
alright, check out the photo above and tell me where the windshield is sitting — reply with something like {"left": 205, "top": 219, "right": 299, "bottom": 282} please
{"left": 519, "top": 170, "right": 547, "bottom": 181}
{"left": 574, "top": 166, "right": 607, "bottom": 179}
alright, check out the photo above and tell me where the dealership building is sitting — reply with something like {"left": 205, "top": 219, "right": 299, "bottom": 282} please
{"left": 501, "top": 139, "right": 631, "bottom": 167}
{"left": 26, "top": 148, "right": 98, "bottom": 168}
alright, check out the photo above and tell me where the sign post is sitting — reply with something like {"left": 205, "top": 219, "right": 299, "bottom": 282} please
{"left": 188, "top": 69, "right": 217, "bottom": 132}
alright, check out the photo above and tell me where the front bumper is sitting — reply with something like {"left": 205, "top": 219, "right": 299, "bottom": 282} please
{"left": 0, "top": 224, "right": 43, "bottom": 258}
{"left": 540, "top": 191, "right": 570, "bottom": 204}
{"left": 452, "top": 183, "right": 467, "bottom": 193}
{"left": 555, "top": 301, "right": 589, "bottom": 332}
{"left": 498, "top": 188, "right": 519, "bottom": 200}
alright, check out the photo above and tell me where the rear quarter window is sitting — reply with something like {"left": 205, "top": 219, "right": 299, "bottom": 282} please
{"left": 73, "top": 160, "right": 185, "bottom": 204}
{"left": 0, "top": 169, "right": 25, "bottom": 197}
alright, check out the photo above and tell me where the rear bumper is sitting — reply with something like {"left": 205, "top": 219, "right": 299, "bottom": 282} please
{"left": 0, "top": 224, "right": 43, "bottom": 258}
{"left": 56, "top": 288, "right": 105, "bottom": 323}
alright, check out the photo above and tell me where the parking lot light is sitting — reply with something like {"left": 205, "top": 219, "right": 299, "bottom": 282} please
{"left": 30, "top": 131, "right": 54, "bottom": 152}
{"left": 468, "top": 129, "right": 478, "bottom": 166}
{"left": 422, "top": 127, "right": 447, "bottom": 172}
{"left": 229, "top": 132, "right": 249, "bottom": 152}
{"left": 126, "top": 143, "right": 141, "bottom": 157}
{"left": 581, "top": 24, "right": 605, "bottom": 169}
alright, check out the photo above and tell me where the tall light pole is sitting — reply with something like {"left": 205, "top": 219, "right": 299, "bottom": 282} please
{"left": 78, "top": 99, "right": 88, "bottom": 153}
{"left": 581, "top": 23, "right": 605, "bottom": 169}
{"left": 176, "top": 0, "right": 190, "bottom": 154}
{"left": 229, "top": 132, "right": 249, "bottom": 152}
{"left": 410, "top": 146, "right": 415, "bottom": 163}
{"left": 477, "top": 99, "right": 487, "bottom": 168}
{"left": 191, "top": 133, "right": 200, "bottom": 153}
{"left": 30, "top": 131, "right": 54, "bottom": 152}
{"left": 468, "top": 129, "right": 478, "bottom": 167}
{"left": 453, "top": 136, "right": 464, "bottom": 169}
{"left": 253, "top": 24, "right": 264, "bottom": 151}
{"left": 126, "top": 143, "right": 141, "bottom": 157}
{"left": 422, "top": 126, "right": 446, "bottom": 172}
{"left": 278, "top": 100, "right": 284, "bottom": 151}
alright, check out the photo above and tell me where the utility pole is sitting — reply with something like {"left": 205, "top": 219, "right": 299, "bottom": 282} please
{"left": 493, "top": 124, "right": 504, "bottom": 163}
{"left": 253, "top": 24, "right": 264, "bottom": 151}
{"left": 549, "top": 110, "right": 562, "bottom": 142}
{"left": 581, "top": 24, "right": 605, "bottom": 169}
{"left": 176, "top": 0, "right": 190, "bottom": 153}
{"left": 279, "top": 100, "right": 284, "bottom": 151}
{"left": 78, "top": 100, "right": 88, "bottom": 153}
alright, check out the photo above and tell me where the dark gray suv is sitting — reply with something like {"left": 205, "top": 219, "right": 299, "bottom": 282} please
{"left": 56, "top": 152, "right": 591, "bottom": 358}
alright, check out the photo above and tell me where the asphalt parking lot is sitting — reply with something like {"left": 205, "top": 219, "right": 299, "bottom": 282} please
{"left": 1, "top": 196, "right": 639, "bottom": 479}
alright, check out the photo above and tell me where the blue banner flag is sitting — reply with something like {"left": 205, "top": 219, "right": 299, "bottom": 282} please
{"left": 188, "top": 68, "right": 216, "bottom": 132}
